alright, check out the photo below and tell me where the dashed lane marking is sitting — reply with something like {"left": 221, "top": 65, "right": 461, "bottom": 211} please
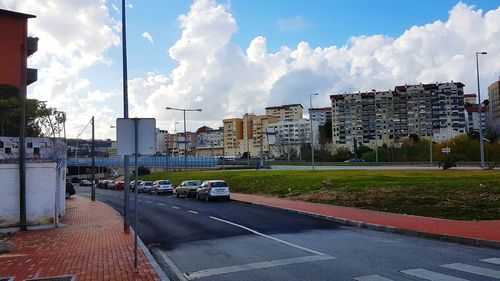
{"left": 441, "top": 263, "right": 500, "bottom": 279}
{"left": 401, "top": 268, "right": 469, "bottom": 281}
{"left": 188, "top": 210, "right": 199, "bottom": 214}
{"left": 172, "top": 206, "right": 180, "bottom": 209}
{"left": 481, "top": 258, "right": 500, "bottom": 265}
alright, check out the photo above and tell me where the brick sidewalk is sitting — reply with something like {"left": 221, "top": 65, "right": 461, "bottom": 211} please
{"left": 232, "top": 193, "right": 500, "bottom": 243}
{"left": 0, "top": 196, "right": 160, "bottom": 281}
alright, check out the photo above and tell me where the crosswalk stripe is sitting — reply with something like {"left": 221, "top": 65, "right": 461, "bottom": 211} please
{"left": 441, "top": 263, "right": 500, "bottom": 279}
{"left": 354, "top": 274, "right": 394, "bottom": 281}
{"left": 481, "top": 258, "right": 500, "bottom": 265}
{"left": 401, "top": 268, "right": 469, "bottom": 281}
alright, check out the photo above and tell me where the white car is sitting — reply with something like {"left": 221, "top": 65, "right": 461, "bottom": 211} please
{"left": 152, "top": 180, "right": 173, "bottom": 195}
{"left": 196, "top": 180, "right": 230, "bottom": 202}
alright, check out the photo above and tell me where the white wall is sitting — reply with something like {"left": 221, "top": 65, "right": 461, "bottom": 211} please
{"left": 0, "top": 162, "right": 65, "bottom": 228}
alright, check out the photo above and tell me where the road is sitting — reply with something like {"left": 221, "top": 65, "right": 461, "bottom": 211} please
{"left": 78, "top": 186, "right": 500, "bottom": 281}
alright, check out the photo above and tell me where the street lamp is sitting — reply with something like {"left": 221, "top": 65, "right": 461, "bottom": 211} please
{"left": 475, "top": 51, "right": 487, "bottom": 168}
{"left": 309, "top": 93, "right": 319, "bottom": 170}
{"left": 166, "top": 107, "right": 202, "bottom": 170}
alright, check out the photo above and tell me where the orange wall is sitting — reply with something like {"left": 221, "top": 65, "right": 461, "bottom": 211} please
{"left": 0, "top": 16, "right": 27, "bottom": 89}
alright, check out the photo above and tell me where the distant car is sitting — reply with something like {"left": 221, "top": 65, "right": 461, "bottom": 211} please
{"left": 152, "top": 180, "right": 173, "bottom": 195}
{"left": 98, "top": 179, "right": 111, "bottom": 189}
{"left": 139, "top": 181, "right": 154, "bottom": 193}
{"left": 176, "top": 180, "right": 203, "bottom": 198}
{"left": 80, "top": 180, "right": 92, "bottom": 186}
{"left": 196, "top": 180, "right": 230, "bottom": 202}
{"left": 112, "top": 181, "right": 124, "bottom": 190}
{"left": 66, "top": 182, "right": 76, "bottom": 198}
{"left": 130, "top": 180, "right": 143, "bottom": 192}
{"left": 344, "top": 158, "right": 365, "bottom": 163}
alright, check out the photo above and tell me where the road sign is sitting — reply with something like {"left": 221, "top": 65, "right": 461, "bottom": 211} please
{"left": 441, "top": 147, "right": 451, "bottom": 154}
{"left": 116, "top": 118, "right": 156, "bottom": 155}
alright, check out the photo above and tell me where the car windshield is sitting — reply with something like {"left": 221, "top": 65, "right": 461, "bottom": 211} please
{"left": 158, "top": 181, "right": 171, "bottom": 184}
{"left": 144, "top": 182, "right": 153, "bottom": 186}
{"left": 188, "top": 181, "right": 202, "bottom": 186}
{"left": 211, "top": 181, "right": 227, "bottom": 187}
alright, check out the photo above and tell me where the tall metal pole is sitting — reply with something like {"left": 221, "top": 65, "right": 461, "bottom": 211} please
{"left": 91, "top": 116, "right": 96, "bottom": 201}
{"left": 133, "top": 119, "right": 139, "bottom": 270}
{"left": 183, "top": 110, "right": 187, "bottom": 170}
{"left": 476, "top": 51, "right": 487, "bottom": 168}
{"left": 309, "top": 93, "right": 318, "bottom": 170}
{"left": 19, "top": 43, "right": 27, "bottom": 231}
{"left": 122, "top": 0, "right": 131, "bottom": 232}
{"left": 222, "top": 125, "right": 225, "bottom": 170}
{"left": 259, "top": 133, "right": 264, "bottom": 168}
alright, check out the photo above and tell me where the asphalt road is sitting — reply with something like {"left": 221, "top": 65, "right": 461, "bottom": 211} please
{"left": 78, "top": 186, "right": 500, "bottom": 281}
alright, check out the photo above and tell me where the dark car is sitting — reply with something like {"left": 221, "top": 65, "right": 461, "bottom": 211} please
{"left": 66, "top": 182, "right": 76, "bottom": 198}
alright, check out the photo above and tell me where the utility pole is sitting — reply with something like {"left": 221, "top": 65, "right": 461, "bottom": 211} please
{"left": 91, "top": 116, "right": 96, "bottom": 201}
{"left": 259, "top": 133, "right": 264, "bottom": 168}
{"left": 121, "top": 0, "right": 131, "bottom": 233}
{"left": 476, "top": 51, "right": 487, "bottom": 168}
{"left": 19, "top": 42, "right": 27, "bottom": 231}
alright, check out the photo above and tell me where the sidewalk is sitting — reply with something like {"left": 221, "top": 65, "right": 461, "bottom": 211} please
{"left": 0, "top": 195, "right": 161, "bottom": 281}
{"left": 231, "top": 193, "right": 500, "bottom": 248}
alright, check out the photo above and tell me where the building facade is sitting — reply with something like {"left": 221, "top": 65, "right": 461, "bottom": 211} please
{"left": 309, "top": 107, "right": 332, "bottom": 125}
{"left": 267, "top": 119, "right": 320, "bottom": 159}
{"left": 464, "top": 106, "right": 487, "bottom": 135}
{"left": 155, "top": 128, "right": 168, "bottom": 154}
{"left": 166, "top": 132, "right": 196, "bottom": 156}
{"left": 331, "top": 82, "right": 466, "bottom": 151}
{"left": 463, "top": 94, "right": 477, "bottom": 105}
{"left": 0, "top": 9, "right": 38, "bottom": 90}
{"left": 265, "top": 104, "right": 303, "bottom": 121}
{"left": 196, "top": 126, "right": 223, "bottom": 156}
{"left": 488, "top": 79, "right": 500, "bottom": 135}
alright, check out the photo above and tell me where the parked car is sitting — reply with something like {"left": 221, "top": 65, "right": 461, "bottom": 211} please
{"left": 111, "top": 181, "right": 125, "bottom": 190}
{"left": 66, "top": 182, "right": 76, "bottom": 198}
{"left": 152, "top": 180, "right": 173, "bottom": 195}
{"left": 139, "top": 181, "right": 154, "bottom": 193}
{"left": 80, "top": 180, "right": 93, "bottom": 186}
{"left": 176, "top": 180, "right": 203, "bottom": 198}
{"left": 130, "top": 180, "right": 143, "bottom": 192}
{"left": 196, "top": 180, "right": 230, "bottom": 202}
{"left": 98, "top": 179, "right": 110, "bottom": 189}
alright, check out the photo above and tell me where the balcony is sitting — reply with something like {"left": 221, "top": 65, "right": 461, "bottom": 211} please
{"left": 27, "top": 68, "right": 38, "bottom": 85}
{"left": 27, "top": 37, "right": 39, "bottom": 57}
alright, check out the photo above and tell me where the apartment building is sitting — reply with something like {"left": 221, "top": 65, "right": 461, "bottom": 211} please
{"left": 265, "top": 104, "right": 303, "bottom": 121}
{"left": 267, "top": 119, "right": 319, "bottom": 158}
{"left": 155, "top": 128, "right": 168, "bottom": 154}
{"left": 464, "top": 106, "right": 487, "bottom": 135}
{"left": 463, "top": 94, "right": 477, "bottom": 105}
{"left": 196, "top": 126, "right": 223, "bottom": 156}
{"left": 488, "top": 79, "right": 500, "bottom": 135}
{"left": 309, "top": 107, "right": 332, "bottom": 125}
{"left": 166, "top": 132, "right": 196, "bottom": 156}
{"left": 223, "top": 118, "right": 243, "bottom": 156}
{"left": 331, "top": 82, "right": 466, "bottom": 150}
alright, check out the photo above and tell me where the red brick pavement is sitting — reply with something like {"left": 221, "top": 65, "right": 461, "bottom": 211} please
{"left": 232, "top": 193, "right": 500, "bottom": 242}
{"left": 0, "top": 195, "right": 160, "bottom": 281}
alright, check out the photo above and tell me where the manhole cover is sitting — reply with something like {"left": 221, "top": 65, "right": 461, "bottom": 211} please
{"left": 24, "top": 276, "right": 75, "bottom": 281}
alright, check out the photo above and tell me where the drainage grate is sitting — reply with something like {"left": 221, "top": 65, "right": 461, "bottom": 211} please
{"left": 24, "top": 276, "right": 75, "bottom": 281}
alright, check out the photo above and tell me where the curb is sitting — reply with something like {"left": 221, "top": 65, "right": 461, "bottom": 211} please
{"left": 232, "top": 199, "right": 500, "bottom": 250}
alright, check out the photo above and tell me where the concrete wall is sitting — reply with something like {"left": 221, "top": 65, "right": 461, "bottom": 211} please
{"left": 0, "top": 162, "right": 65, "bottom": 228}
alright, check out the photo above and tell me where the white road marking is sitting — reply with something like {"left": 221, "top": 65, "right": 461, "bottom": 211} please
{"left": 188, "top": 210, "right": 199, "bottom": 214}
{"left": 481, "top": 258, "right": 500, "bottom": 265}
{"left": 146, "top": 200, "right": 153, "bottom": 203}
{"left": 158, "top": 250, "right": 188, "bottom": 281}
{"left": 209, "top": 216, "right": 329, "bottom": 256}
{"left": 354, "top": 275, "right": 394, "bottom": 281}
{"left": 158, "top": 203, "right": 165, "bottom": 206}
{"left": 185, "top": 255, "right": 335, "bottom": 280}
{"left": 441, "top": 263, "right": 500, "bottom": 279}
{"left": 401, "top": 268, "right": 469, "bottom": 281}
{"left": 172, "top": 206, "right": 180, "bottom": 209}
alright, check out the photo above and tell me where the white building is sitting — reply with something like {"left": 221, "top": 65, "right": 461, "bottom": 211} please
{"left": 196, "top": 126, "right": 224, "bottom": 156}
{"left": 267, "top": 119, "right": 319, "bottom": 158}
{"left": 464, "top": 106, "right": 487, "bottom": 135}
{"left": 155, "top": 128, "right": 168, "bottom": 154}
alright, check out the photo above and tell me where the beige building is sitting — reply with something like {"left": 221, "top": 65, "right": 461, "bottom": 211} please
{"left": 488, "top": 79, "right": 500, "bottom": 135}
{"left": 265, "top": 104, "right": 303, "bottom": 121}
{"left": 463, "top": 94, "right": 477, "bottom": 105}
{"left": 223, "top": 114, "right": 278, "bottom": 157}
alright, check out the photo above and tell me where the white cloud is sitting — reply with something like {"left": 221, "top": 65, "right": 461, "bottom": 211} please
{"left": 127, "top": 0, "right": 499, "bottom": 135}
{"left": 142, "top": 32, "right": 154, "bottom": 44}
{"left": 277, "top": 16, "right": 311, "bottom": 31}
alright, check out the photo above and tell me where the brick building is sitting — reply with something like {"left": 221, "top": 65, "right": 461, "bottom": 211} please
{"left": 0, "top": 9, "right": 38, "bottom": 90}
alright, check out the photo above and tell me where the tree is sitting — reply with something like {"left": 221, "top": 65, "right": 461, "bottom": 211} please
{"left": 0, "top": 84, "right": 62, "bottom": 137}
{"left": 318, "top": 121, "right": 332, "bottom": 145}
{"left": 138, "top": 166, "right": 151, "bottom": 176}
{"left": 331, "top": 147, "right": 352, "bottom": 162}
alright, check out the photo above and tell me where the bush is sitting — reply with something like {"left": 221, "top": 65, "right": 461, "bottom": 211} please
{"left": 138, "top": 166, "right": 151, "bottom": 176}
{"left": 439, "top": 156, "right": 457, "bottom": 170}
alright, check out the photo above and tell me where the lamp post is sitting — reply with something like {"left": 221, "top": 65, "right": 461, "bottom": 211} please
{"left": 309, "top": 93, "right": 319, "bottom": 170}
{"left": 166, "top": 107, "right": 202, "bottom": 170}
{"left": 476, "top": 51, "right": 487, "bottom": 168}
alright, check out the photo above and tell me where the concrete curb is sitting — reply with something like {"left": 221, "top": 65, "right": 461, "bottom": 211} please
{"left": 233, "top": 199, "right": 500, "bottom": 250}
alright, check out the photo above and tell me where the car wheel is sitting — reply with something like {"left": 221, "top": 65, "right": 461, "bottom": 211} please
{"left": 176, "top": 192, "right": 179, "bottom": 198}
{"left": 196, "top": 193, "right": 199, "bottom": 200}
{"left": 205, "top": 195, "right": 209, "bottom": 202}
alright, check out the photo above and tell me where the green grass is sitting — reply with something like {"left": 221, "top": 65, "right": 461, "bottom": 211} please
{"left": 141, "top": 170, "right": 500, "bottom": 221}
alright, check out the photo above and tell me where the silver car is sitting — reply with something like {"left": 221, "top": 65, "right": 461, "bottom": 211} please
{"left": 139, "top": 181, "right": 154, "bottom": 193}
{"left": 152, "top": 180, "right": 173, "bottom": 195}
{"left": 196, "top": 180, "right": 230, "bottom": 202}
{"left": 175, "top": 180, "right": 203, "bottom": 198}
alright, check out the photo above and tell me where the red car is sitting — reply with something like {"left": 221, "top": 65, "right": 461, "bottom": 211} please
{"left": 111, "top": 181, "right": 124, "bottom": 190}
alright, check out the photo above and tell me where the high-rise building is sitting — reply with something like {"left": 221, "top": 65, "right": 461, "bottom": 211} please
{"left": 223, "top": 118, "right": 243, "bottom": 156}
{"left": 331, "top": 82, "right": 466, "bottom": 150}
{"left": 196, "top": 126, "right": 223, "bottom": 156}
{"left": 309, "top": 107, "right": 332, "bottom": 125}
{"left": 267, "top": 119, "right": 319, "bottom": 159}
{"left": 265, "top": 104, "right": 303, "bottom": 121}
{"left": 488, "top": 79, "right": 500, "bottom": 135}
{"left": 463, "top": 94, "right": 477, "bottom": 105}
{"left": 464, "top": 106, "right": 486, "bottom": 135}
{"left": 155, "top": 128, "right": 168, "bottom": 154}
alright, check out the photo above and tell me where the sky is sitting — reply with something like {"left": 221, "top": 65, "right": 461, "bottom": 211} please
{"left": 1, "top": 0, "right": 499, "bottom": 140}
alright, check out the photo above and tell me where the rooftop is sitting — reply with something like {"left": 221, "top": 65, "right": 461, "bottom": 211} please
{"left": 0, "top": 9, "right": 36, "bottom": 19}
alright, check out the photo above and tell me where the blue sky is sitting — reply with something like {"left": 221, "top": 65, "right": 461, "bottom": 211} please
{"left": 2, "top": 0, "right": 499, "bottom": 138}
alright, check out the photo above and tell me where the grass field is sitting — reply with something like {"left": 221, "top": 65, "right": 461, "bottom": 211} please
{"left": 141, "top": 170, "right": 500, "bottom": 221}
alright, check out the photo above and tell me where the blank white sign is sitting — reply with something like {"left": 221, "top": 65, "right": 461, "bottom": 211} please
{"left": 116, "top": 118, "right": 156, "bottom": 155}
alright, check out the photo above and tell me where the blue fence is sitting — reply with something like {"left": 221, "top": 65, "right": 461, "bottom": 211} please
{"left": 67, "top": 156, "right": 219, "bottom": 168}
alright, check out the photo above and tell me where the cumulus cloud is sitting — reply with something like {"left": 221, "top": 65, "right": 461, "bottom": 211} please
{"left": 128, "top": 0, "right": 499, "bottom": 134}
{"left": 142, "top": 31, "right": 154, "bottom": 44}
{"left": 277, "top": 16, "right": 311, "bottom": 31}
